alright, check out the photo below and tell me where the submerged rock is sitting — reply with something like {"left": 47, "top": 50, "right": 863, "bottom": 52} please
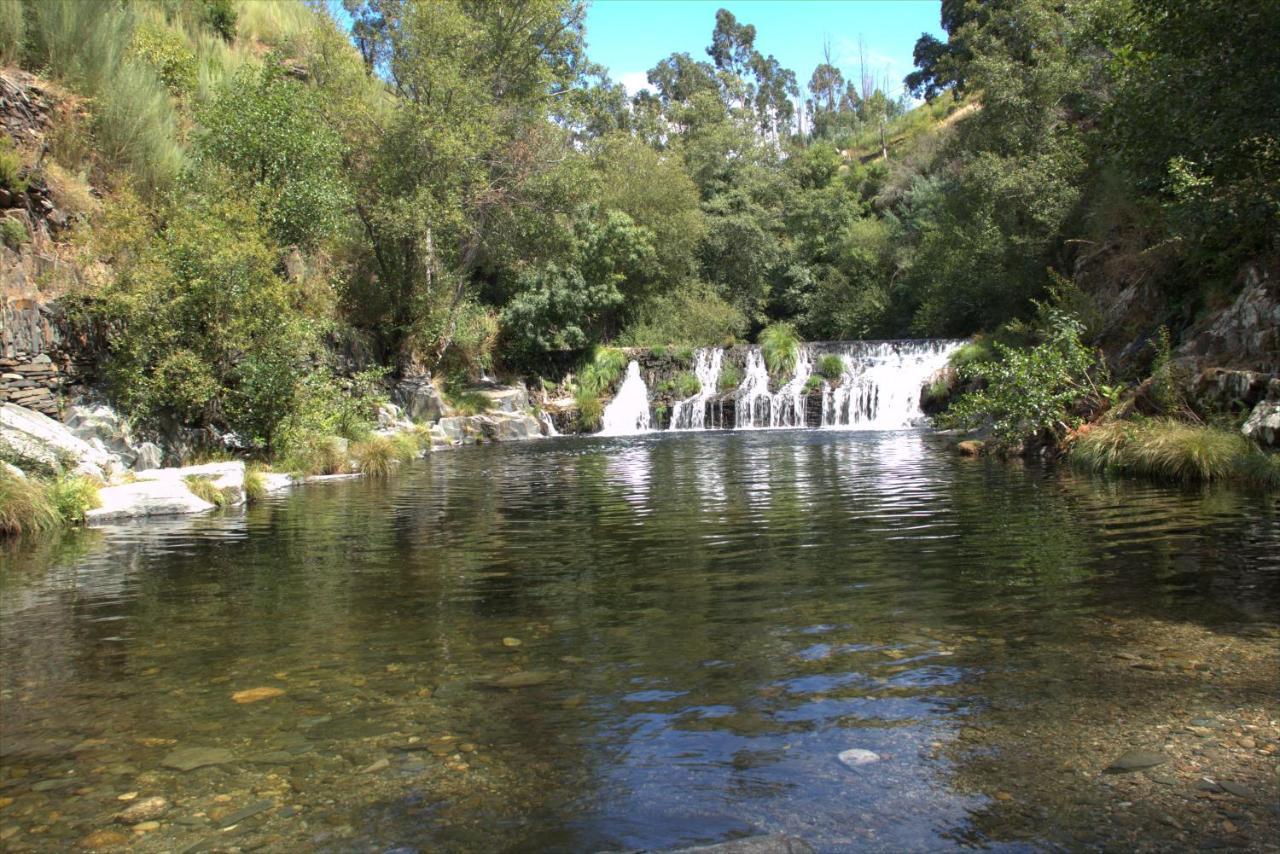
{"left": 837, "top": 748, "right": 880, "bottom": 769}
{"left": 114, "top": 796, "right": 168, "bottom": 825}
{"left": 488, "top": 670, "right": 559, "bottom": 688}
{"left": 160, "top": 746, "right": 234, "bottom": 771}
{"left": 230, "top": 687, "right": 285, "bottom": 704}
{"left": 1104, "top": 750, "right": 1166, "bottom": 773}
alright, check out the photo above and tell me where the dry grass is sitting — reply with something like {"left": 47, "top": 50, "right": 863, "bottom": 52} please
{"left": 0, "top": 470, "right": 60, "bottom": 536}
{"left": 351, "top": 436, "right": 395, "bottom": 478}
{"left": 1070, "top": 418, "right": 1279, "bottom": 486}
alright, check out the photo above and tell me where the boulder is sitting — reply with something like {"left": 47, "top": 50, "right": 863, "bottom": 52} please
{"left": 86, "top": 479, "right": 216, "bottom": 524}
{"left": 1191, "top": 368, "right": 1274, "bottom": 414}
{"left": 473, "top": 382, "right": 528, "bottom": 413}
{"left": 376, "top": 401, "right": 415, "bottom": 432}
{"left": 133, "top": 442, "right": 163, "bottom": 471}
{"left": 260, "top": 472, "right": 295, "bottom": 493}
{"left": 1242, "top": 401, "right": 1280, "bottom": 448}
{"left": 136, "top": 461, "right": 246, "bottom": 507}
{"left": 394, "top": 378, "right": 450, "bottom": 423}
{"left": 0, "top": 402, "right": 119, "bottom": 479}
{"left": 64, "top": 401, "right": 142, "bottom": 466}
{"left": 485, "top": 411, "right": 540, "bottom": 441}
{"left": 436, "top": 416, "right": 479, "bottom": 444}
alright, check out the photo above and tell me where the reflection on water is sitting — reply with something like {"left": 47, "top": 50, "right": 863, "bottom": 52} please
{"left": 1, "top": 430, "right": 1277, "bottom": 852}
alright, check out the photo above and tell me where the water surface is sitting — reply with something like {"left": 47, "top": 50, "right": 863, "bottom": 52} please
{"left": 2, "top": 430, "right": 1277, "bottom": 851}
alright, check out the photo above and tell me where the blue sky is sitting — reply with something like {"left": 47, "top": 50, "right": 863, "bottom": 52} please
{"left": 583, "top": 1, "right": 944, "bottom": 98}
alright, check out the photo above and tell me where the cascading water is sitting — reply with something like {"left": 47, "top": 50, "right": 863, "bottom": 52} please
{"left": 735, "top": 346, "right": 813, "bottom": 429}
{"left": 598, "top": 361, "right": 652, "bottom": 436}
{"left": 669, "top": 348, "right": 723, "bottom": 431}
{"left": 539, "top": 411, "right": 560, "bottom": 437}
{"left": 819, "top": 340, "right": 962, "bottom": 429}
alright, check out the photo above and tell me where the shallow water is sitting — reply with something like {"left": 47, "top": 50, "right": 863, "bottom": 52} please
{"left": 2, "top": 430, "right": 1278, "bottom": 852}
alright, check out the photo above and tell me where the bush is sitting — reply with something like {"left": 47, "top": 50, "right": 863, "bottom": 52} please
{"left": 0, "top": 470, "right": 61, "bottom": 537}
{"left": 949, "top": 338, "right": 995, "bottom": 374}
{"left": 390, "top": 433, "right": 419, "bottom": 463}
{"left": 576, "top": 346, "right": 628, "bottom": 397}
{"left": 1, "top": 216, "right": 28, "bottom": 250}
{"left": 943, "top": 309, "right": 1100, "bottom": 442}
{"left": 575, "top": 391, "right": 603, "bottom": 431}
{"left": 351, "top": 436, "right": 395, "bottom": 478}
{"left": 1070, "top": 418, "right": 1279, "bottom": 485}
{"left": 619, "top": 285, "right": 748, "bottom": 348}
{"left": 804, "top": 375, "right": 824, "bottom": 393}
{"left": 46, "top": 475, "right": 101, "bottom": 524}
{"left": 815, "top": 354, "right": 845, "bottom": 382}
{"left": 759, "top": 322, "right": 800, "bottom": 378}
{"left": 128, "top": 20, "right": 197, "bottom": 96}
{"left": 0, "top": 136, "right": 27, "bottom": 194}
{"left": 200, "top": 0, "right": 237, "bottom": 41}
{"left": 282, "top": 436, "right": 349, "bottom": 476}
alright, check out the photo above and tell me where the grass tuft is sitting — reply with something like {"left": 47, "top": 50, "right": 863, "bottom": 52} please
{"left": 718, "top": 362, "right": 742, "bottom": 392}
{"left": 351, "top": 436, "right": 395, "bottom": 478}
{"left": 185, "top": 475, "right": 229, "bottom": 507}
{"left": 46, "top": 475, "right": 101, "bottom": 524}
{"left": 243, "top": 464, "right": 267, "bottom": 501}
{"left": 815, "top": 354, "right": 845, "bottom": 382}
{"left": 0, "top": 470, "right": 61, "bottom": 537}
{"left": 1070, "top": 418, "right": 1279, "bottom": 485}
{"left": 759, "top": 322, "right": 800, "bottom": 378}
{"left": 673, "top": 371, "right": 701, "bottom": 398}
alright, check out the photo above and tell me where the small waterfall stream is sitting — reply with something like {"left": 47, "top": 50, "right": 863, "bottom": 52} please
{"left": 819, "top": 340, "right": 962, "bottom": 429}
{"left": 670, "top": 348, "right": 723, "bottom": 431}
{"left": 599, "top": 361, "right": 652, "bottom": 436}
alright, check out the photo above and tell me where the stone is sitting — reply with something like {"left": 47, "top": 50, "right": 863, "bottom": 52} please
{"left": 64, "top": 401, "right": 142, "bottom": 468}
{"left": 957, "top": 439, "right": 984, "bottom": 456}
{"left": 1241, "top": 401, "right": 1280, "bottom": 448}
{"left": 488, "top": 670, "right": 558, "bottom": 689}
{"left": 160, "top": 747, "right": 234, "bottom": 771}
{"left": 1105, "top": 750, "right": 1167, "bottom": 773}
{"left": 473, "top": 383, "right": 528, "bottom": 413}
{"left": 837, "top": 748, "right": 880, "bottom": 768}
{"left": 360, "top": 758, "right": 390, "bottom": 774}
{"left": 502, "top": 637, "right": 522, "bottom": 647}
{"left": 259, "top": 472, "right": 295, "bottom": 493}
{"left": 668, "top": 835, "right": 815, "bottom": 853}
{"left": 0, "top": 402, "right": 119, "bottom": 478}
{"left": 77, "top": 828, "right": 131, "bottom": 850}
{"left": 394, "top": 379, "right": 450, "bottom": 423}
{"left": 86, "top": 479, "right": 216, "bottom": 524}
{"left": 133, "top": 442, "right": 163, "bottom": 471}
{"left": 136, "top": 461, "right": 245, "bottom": 506}
{"left": 115, "top": 796, "right": 168, "bottom": 825}
{"left": 1218, "top": 781, "right": 1254, "bottom": 798}
{"left": 486, "top": 411, "right": 541, "bottom": 441}
{"left": 230, "top": 687, "right": 285, "bottom": 704}
{"left": 215, "top": 799, "right": 273, "bottom": 827}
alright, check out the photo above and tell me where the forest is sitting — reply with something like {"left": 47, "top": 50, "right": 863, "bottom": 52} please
{"left": 0, "top": 0, "right": 1276, "bottom": 460}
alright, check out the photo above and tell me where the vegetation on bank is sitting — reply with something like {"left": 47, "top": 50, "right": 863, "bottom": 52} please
{"left": 0, "top": 468, "right": 99, "bottom": 536}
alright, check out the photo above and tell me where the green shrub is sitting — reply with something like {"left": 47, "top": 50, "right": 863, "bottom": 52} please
{"left": 184, "top": 475, "right": 229, "bottom": 507}
{"left": 351, "top": 436, "right": 395, "bottom": 478}
{"left": 1, "top": 216, "right": 28, "bottom": 250}
{"left": 235, "top": 0, "right": 314, "bottom": 48}
{"left": 445, "top": 388, "right": 491, "bottom": 416}
{"left": 576, "top": 346, "right": 628, "bottom": 398}
{"left": 46, "top": 475, "right": 101, "bottom": 524}
{"left": 0, "top": 136, "right": 27, "bottom": 194}
{"left": 718, "top": 363, "right": 742, "bottom": 392}
{"left": 759, "top": 322, "right": 800, "bottom": 378}
{"left": 804, "top": 375, "right": 824, "bottom": 393}
{"left": 943, "top": 309, "right": 1099, "bottom": 442}
{"left": 0, "top": 471, "right": 61, "bottom": 537}
{"left": 618, "top": 286, "right": 748, "bottom": 348}
{"left": 815, "top": 354, "right": 845, "bottom": 382}
{"left": 128, "top": 20, "right": 197, "bottom": 96}
{"left": 949, "top": 338, "right": 995, "bottom": 375}
{"left": 1070, "top": 418, "right": 1278, "bottom": 485}
{"left": 673, "top": 346, "right": 695, "bottom": 364}
{"left": 673, "top": 372, "right": 701, "bottom": 398}
{"left": 201, "top": 0, "right": 237, "bottom": 41}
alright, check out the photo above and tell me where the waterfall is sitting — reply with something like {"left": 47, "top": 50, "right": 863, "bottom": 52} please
{"left": 599, "top": 361, "right": 652, "bottom": 436}
{"left": 669, "top": 348, "right": 723, "bottom": 431}
{"left": 736, "top": 346, "right": 813, "bottom": 429}
{"left": 819, "top": 340, "right": 962, "bottom": 430}
{"left": 539, "top": 411, "right": 560, "bottom": 437}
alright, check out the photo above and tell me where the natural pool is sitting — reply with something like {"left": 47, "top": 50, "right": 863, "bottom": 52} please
{"left": 2, "top": 430, "right": 1278, "bottom": 852}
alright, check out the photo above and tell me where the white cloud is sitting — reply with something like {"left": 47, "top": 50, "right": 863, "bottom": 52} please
{"left": 618, "top": 71, "right": 652, "bottom": 96}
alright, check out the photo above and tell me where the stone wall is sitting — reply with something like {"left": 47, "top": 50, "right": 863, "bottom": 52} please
{"left": 0, "top": 298, "right": 93, "bottom": 417}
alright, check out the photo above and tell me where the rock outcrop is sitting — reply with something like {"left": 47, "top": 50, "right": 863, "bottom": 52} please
{"left": 86, "top": 461, "right": 247, "bottom": 524}
{"left": 0, "top": 401, "right": 119, "bottom": 479}
{"left": 1243, "top": 401, "right": 1280, "bottom": 448}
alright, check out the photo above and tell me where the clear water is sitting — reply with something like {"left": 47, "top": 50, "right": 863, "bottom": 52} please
{"left": 2, "top": 430, "right": 1277, "bottom": 852}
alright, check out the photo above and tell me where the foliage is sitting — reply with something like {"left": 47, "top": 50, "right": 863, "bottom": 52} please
{"left": 576, "top": 346, "right": 628, "bottom": 397}
{"left": 129, "top": 20, "right": 198, "bottom": 96}
{"left": 944, "top": 309, "right": 1100, "bottom": 442}
{"left": 184, "top": 474, "right": 229, "bottom": 507}
{"left": 1, "top": 215, "right": 28, "bottom": 250}
{"left": 281, "top": 436, "right": 349, "bottom": 476}
{"left": 0, "top": 470, "right": 60, "bottom": 537}
{"left": 574, "top": 391, "right": 603, "bottom": 431}
{"left": 815, "top": 354, "right": 845, "bottom": 382}
{"left": 0, "top": 0, "right": 23, "bottom": 66}
{"left": 718, "top": 362, "right": 742, "bottom": 392}
{"left": 619, "top": 286, "right": 747, "bottom": 348}
{"left": 198, "top": 63, "right": 350, "bottom": 247}
{"left": 672, "top": 372, "right": 701, "bottom": 398}
{"left": 948, "top": 338, "right": 995, "bottom": 373}
{"left": 759, "top": 322, "right": 800, "bottom": 378}
{"left": 0, "top": 135, "right": 27, "bottom": 194}
{"left": 351, "top": 436, "right": 396, "bottom": 478}
{"left": 243, "top": 464, "right": 267, "bottom": 502}
{"left": 1070, "top": 418, "right": 1279, "bottom": 486}
{"left": 45, "top": 475, "right": 101, "bottom": 524}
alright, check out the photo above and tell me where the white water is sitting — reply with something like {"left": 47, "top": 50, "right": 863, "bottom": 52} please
{"left": 539, "top": 411, "right": 560, "bottom": 437}
{"left": 734, "top": 346, "right": 813, "bottom": 429}
{"left": 669, "top": 348, "right": 723, "bottom": 431}
{"left": 819, "top": 340, "right": 962, "bottom": 430}
{"left": 599, "top": 361, "right": 652, "bottom": 436}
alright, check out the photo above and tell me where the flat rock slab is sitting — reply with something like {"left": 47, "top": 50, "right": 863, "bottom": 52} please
{"left": 86, "top": 479, "right": 215, "bottom": 524}
{"left": 667, "top": 835, "right": 815, "bottom": 853}
{"left": 161, "top": 747, "right": 235, "bottom": 771}
{"left": 1105, "top": 750, "right": 1167, "bottom": 773}
{"left": 216, "top": 799, "right": 274, "bottom": 828}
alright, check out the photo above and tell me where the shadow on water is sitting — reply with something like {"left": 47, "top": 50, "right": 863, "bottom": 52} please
{"left": 1, "top": 430, "right": 1276, "bottom": 852}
